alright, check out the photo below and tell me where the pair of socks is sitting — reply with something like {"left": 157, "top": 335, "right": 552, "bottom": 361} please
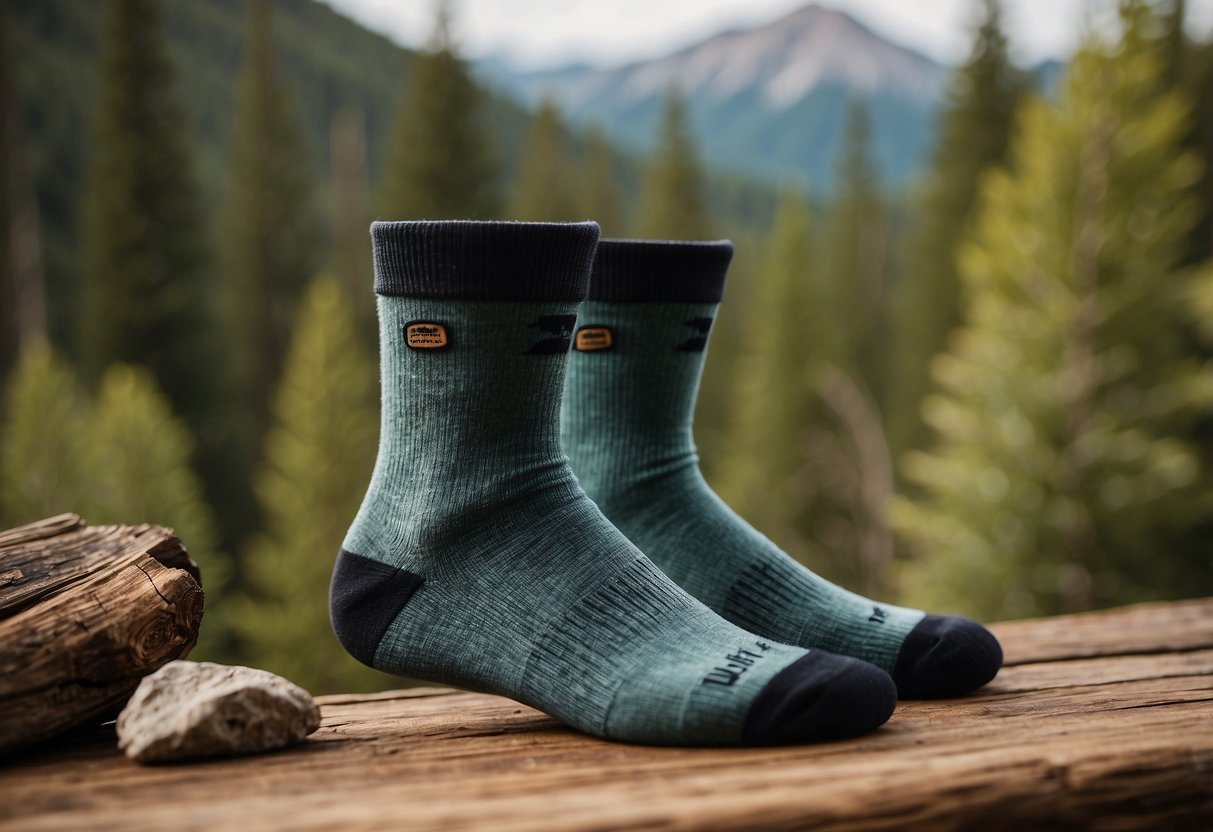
{"left": 331, "top": 221, "right": 1001, "bottom": 747}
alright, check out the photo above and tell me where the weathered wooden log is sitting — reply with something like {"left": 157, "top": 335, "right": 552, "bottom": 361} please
{"left": 0, "top": 514, "right": 204, "bottom": 756}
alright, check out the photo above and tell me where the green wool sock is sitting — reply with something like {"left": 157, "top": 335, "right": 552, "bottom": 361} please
{"left": 331, "top": 221, "right": 897, "bottom": 745}
{"left": 562, "top": 239, "right": 1002, "bottom": 699}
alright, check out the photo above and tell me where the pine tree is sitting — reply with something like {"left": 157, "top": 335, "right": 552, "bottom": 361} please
{"left": 578, "top": 123, "right": 625, "bottom": 236}
{"left": 637, "top": 92, "right": 713, "bottom": 239}
{"left": 718, "top": 190, "right": 821, "bottom": 527}
{"left": 509, "top": 99, "right": 580, "bottom": 222}
{"left": 78, "top": 0, "right": 216, "bottom": 435}
{"left": 0, "top": 5, "right": 30, "bottom": 385}
{"left": 825, "top": 101, "right": 890, "bottom": 402}
{"left": 380, "top": 4, "right": 500, "bottom": 219}
{"left": 0, "top": 120, "right": 9, "bottom": 385}
{"left": 86, "top": 363, "right": 229, "bottom": 655}
{"left": 886, "top": 0, "right": 1027, "bottom": 460}
{"left": 891, "top": 1, "right": 1213, "bottom": 619}
{"left": 222, "top": 0, "right": 320, "bottom": 465}
{"left": 0, "top": 342, "right": 89, "bottom": 526}
{"left": 1192, "top": 39, "right": 1213, "bottom": 262}
{"left": 1159, "top": 0, "right": 1187, "bottom": 89}
{"left": 717, "top": 191, "right": 895, "bottom": 593}
{"left": 1191, "top": 268, "right": 1213, "bottom": 346}
{"left": 1165, "top": 1, "right": 1213, "bottom": 557}
{"left": 1190, "top": 252, "right": 1213, "bottom": 404}
{"left": 236, "top": 278, "right": 389, "bottom": 694}
{"left": 694, "top": 238, "right": 759, "bottom": 479}
{"left": 0, "top": 347, "right": 229, "bottom": 654}
{"left": 330, "top": 107, "right": 375, "bottom": 332}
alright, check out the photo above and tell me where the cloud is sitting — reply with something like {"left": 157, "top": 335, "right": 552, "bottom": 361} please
{"left": 319, "top": 0, "right": 1213, "bottom": 70}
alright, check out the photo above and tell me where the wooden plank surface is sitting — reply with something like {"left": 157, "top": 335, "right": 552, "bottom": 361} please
{"left": 3, "top": 598, "right": 1212, "bottom": 831}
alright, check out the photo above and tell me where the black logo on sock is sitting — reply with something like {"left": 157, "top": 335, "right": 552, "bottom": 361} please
{"left": 676, "top": 317, "right": 713, "bottom": 352}
{"left": 702, "top": 640, "right": 771, "bottom": 687}
{"left": 869, "top": 606, "right": 889, "bottom": 624}
{"left": 524, "top": 315, "right": 577, "bottom": 355}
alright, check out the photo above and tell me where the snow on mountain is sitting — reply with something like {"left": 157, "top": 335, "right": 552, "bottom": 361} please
{"left": 593, "top": 4, "right": 942, "bottom": 109}
{"left": 478, "top": 4, "right": 949, "bottom": 188}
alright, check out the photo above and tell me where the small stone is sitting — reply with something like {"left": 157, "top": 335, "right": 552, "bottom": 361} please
{"left": 116, "top": 660, "right": 320, "bottom": 763}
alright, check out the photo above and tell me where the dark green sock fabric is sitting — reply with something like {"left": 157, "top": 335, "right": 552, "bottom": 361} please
{"left": 331, "top": 221, "right": 897, "bottom": 745}
{"left": 562, "top": 239, "right": 1002, "bottom": 699}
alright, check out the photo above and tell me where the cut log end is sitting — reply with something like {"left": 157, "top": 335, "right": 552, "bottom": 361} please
{"left": 0, "top": 516, "right": 205, "bottom": 756}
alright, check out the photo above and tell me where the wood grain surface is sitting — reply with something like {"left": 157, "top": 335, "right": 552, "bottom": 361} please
{"left": 3, "top": 598, "right": 1211, "bottom": 831}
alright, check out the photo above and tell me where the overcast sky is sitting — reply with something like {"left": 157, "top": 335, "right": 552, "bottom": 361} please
{"left": 319, "top": 0, "right": 1213, "bottom": 69}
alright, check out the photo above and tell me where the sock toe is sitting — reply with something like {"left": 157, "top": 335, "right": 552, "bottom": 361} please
{"left": 892, "top": 614, "right": 1003, "bottom": 699}
{"left": 741, "top": 651, "right": 896, "bottom": 745}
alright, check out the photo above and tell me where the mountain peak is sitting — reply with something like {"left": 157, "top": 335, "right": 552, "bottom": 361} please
{"left": 478, "top": 3, "right": 948, "bottom": 187}
{"left": 666, "top": 2, "right": 944, "bottom": 107}
{"left": 490, "top": 4, "right": 945, "bottom": 112}
{"left": 776, "top": 3, "right": 861, "bottom": 29}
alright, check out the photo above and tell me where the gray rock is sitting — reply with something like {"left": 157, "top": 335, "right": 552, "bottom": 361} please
{"left": 116, "top": 660, "right": 320, "bottom": 763}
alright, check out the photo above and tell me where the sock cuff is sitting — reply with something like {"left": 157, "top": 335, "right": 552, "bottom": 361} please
{"left": 372, "top": 220, "right": 600, "bottom": 302}
{"left": 589, "top": 239, "right": 733, "bottom": 303}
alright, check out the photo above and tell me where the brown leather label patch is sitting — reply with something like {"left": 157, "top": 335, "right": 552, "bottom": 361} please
{"left": 404, "top": 321, "right": 449, "bottom": 350}
{"left": 574, "top": 326, "right": 613, "bottom": 352}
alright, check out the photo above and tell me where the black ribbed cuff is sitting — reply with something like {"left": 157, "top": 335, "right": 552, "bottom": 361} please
{"left": 372, "top": 220, "right": 600, "bottom": 302}
{"left": 589, "top": 239, "right": 733, "bottom": 303}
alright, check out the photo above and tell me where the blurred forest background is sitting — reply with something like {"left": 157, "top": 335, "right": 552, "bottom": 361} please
{"left": 1, "top": 0, "right": 1211, "bottom": 694}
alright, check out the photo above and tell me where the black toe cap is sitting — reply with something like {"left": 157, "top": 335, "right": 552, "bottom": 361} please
{"left": 742, "top": 651, "right": 896, "bottom": 745}
{"left": 892, "top": 614, "right": 1003, "bottom": 699}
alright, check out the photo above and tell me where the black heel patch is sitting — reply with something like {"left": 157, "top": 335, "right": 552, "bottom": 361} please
{"left": 330, "top": 549, "right": 425, "bottom": 667}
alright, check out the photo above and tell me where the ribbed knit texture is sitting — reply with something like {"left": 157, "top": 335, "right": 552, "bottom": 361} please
{"left": 588, "top": 239, "right": 732, "bottom": 303}
{"left": 563, "top": 240, "right": 926, "bottom": 675}
{"left": 372, "top": 220, "right": 598, "bottom": 301}
{"left": 335, "top": 223, "right": 895, "bottom": 744}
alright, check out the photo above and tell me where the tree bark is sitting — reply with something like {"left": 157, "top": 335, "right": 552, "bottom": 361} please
{"left": 0, "top": 514, "right": 204, "bottom": 756}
